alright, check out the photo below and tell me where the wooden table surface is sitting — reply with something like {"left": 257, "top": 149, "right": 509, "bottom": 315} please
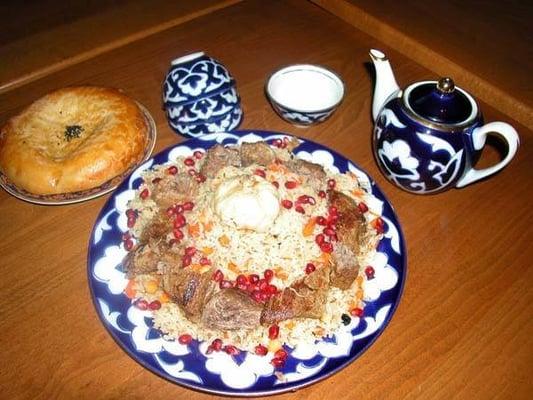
{"left": 0, "top": 1, "right": 531, "bottom": 399}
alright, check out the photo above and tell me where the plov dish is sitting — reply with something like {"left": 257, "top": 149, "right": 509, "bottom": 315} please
{"left": 88, "top": 131, "right": 405, "bottom": 395}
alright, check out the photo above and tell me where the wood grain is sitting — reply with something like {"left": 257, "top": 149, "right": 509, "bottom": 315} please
{"left": 311, "top": 0, "right": 533, "bottom": 130}
{"left": 0, "top": 0, "right": 242, "bottom": 93}
{"left": 0, "top": 1, "right": 531, "bottom": 399}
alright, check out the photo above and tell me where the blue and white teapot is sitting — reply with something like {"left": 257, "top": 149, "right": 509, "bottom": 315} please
{"left": 369, "top": 49, "right": 519, "bottom": 194}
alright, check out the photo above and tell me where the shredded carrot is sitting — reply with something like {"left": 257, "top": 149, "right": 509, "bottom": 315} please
{"left": 355, "top": 290, "right": 363, "bottom": 301}
{"left": 228, "top": 262, "right": 240, "bottom": 274}
{"left": 202, "top": 246, "right": 214, "bottom": 256}
{"left": 203, "top": 221, "right": 214, "bottom": 232}
{"left": 275, "top": 269, "right": 288, "bottom": 281}
{"left": 267, "top": 163, "right": 287, "bottom": 173}
{"left": 317, "top": 252, "right": 332, "bottom": 265}
{"left": 302, "top": 217, "right": 316, "bottom": 237}
{"left": 285, "top": 321, "right": 295, "bottom": 330}
{"left": 159, "top": 292, "right": 171, "bottom": 303}
{"left": 187, "top": 223, "right": 200, "bottom": 237}
{"left": 268, "top": 339, "right": 282, "bottom": 352}
{"left": 218, "top": 234, "right": 230, "bottom": 247}
{"left": 144, "top": 279, "right": 159, "bottom": 294}
{"left": 124, "top": 279, "right": 136, "bottom": 298}
{"left": 351, "top": 189, "right": 365, "bottom": 198}
{"left": 189, "top": 263, "right": 203, "bottom": 272}
{"left": 356, "top": 275, "right": 364, "bottom": 286}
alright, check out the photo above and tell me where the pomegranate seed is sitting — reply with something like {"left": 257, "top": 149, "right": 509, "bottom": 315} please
{"left": 183, "top": 201, "right": 195, "bottom": 211}
{"left": 272, "top": 138, "right": 283, "bottom": 148}
{"left": 213, "top": 269, "right": 224, "bottom": 282}
{"left": 174, "top": 204, "right": 184, "bottom": 214}
{"left": 236, "top": 274, "right": 248, "bottom": 285}
{"left": 182, "top": 255, "right": 192, "bottom": 267}
{"left": 174, "top": 214, "right": 186, "bottom": 228}
{"left": 296, "top": 195, "right": 309, "bottom": 204}
{"left": 268, "top": 325, "right": 279, "bottom": 340}
{"left": 149, "top": 300, "right": 161, "bottom": 310}
{"left": 184, "top": 157, "right": 195, "bottom": 166}
{"left": 327, "top": 179, "right": 336, "bottom": 189}
{"left": 328, "top": 214, "right": 339, "bottom": 224}
{"left": 178, "top": 334, "right": 192, "bottom": 345}
{"left": 124, "top": 239, "right": 134, "bottom": 251}
{"left": 315, "top": 234, "right": 325, "bottom": 245}
{"left": 316, "top": 216, "right": 327, "bottom": 226}
{"left": 258, "top": 279, "right": 268, "bottom": 291}
{"left": 187, "top": 169, "right": 196, "bottom": 176}
{"left": 165, "top": 206, "right": 175, "bottom": 217}
{"left": 185, "top": 246, "right": 196, "bottom": 257}
{"left": 266, "top": 284, "right": 277, "bottom": 294}
{"left": 305, "top": 263, "right": 316, "bottom": 274}
{"left": 140, "top": 188, "right": 149, "bottom": 199}
{"left": 274, "top": 348, "right": 288, "bottom": 360}
{"left": 272, "top": 181, "right": 279, "bottom": 188}
{"left": 374, "top": 217, "right": 386, "bottom": 234}
{"left": 237, "top": 282, "right": 248, "bottom": 291}
{"left": 365, "top": 266, "right": 375, "bottom": 279}
{"left": 206, "top": 346, "right": 214, "bottom": 355}
{"left": 307, "top": 196, "right": 316, "bottom": 205}
{"left": 323, "top": 227, "right": 336, "bottom": 237}
{"left": 320, "top": 242, "right": 333, "bottom": 253}
{"left": 224, "top": 345, "right": 240, "bottom": 356}
{"left": 358, "top": 202, "right": 369, "bottom": 213}
{"left": 270, "top": 357, "right": 285, "bottom": 368}
{"left": 328, "top": 206, "right": 338, "bottom": 215}
{"left": 127, "top": 215, "right": 136, "bottom": 228}
{"left": 254, "top": 169, "right": 266, "bottom": 178}
{"left": 295, "top": 205, "right": 305, "bottom": 214}
{"left": 318, "top": 190, "right": 327, "bottom": 198}
{"left": 151, "top": 177, "right": 162, "bottom": 184}
{"left": 199, "top": 257, "right": 211, "bottom": 266}
{"left": 126, "top": 209, "right": 136, "bottom": 218}
{"left": 167, "top": 165, "right": 178, "bottom": 175}
{"left": 350, "top": 308, "right": 364, "bottom": 318}
{"left": 122, "top": 232, "right": 131, "bottom": 241}
{"left": 220, "top": 280, "right": 233, "bottom": 289}
{"left": 173, "top": 228, "right": 184, "bottom": 240}
{"left": 282, "top": 137, "right": 290, "bottom": 148}
{"left": 211, "top": 338, "right": 223, "bottom": 351}
{"left": 249, "top": 274, "right": 260, "bottom": 284}
{"left": 195, "top": 173, "right": 206, "bottom": 183}
{"left": 193, "top": 150, "right": 204, "bottom": 159}
{"left": 264, "top": 269, "right": 274, "bottom": 282}
{"left": 251, "top": 290, "right": 262, "bottom": 302}
{"left": 281, "top": 199, "right": 293, "bottom": 209}
{"left": 259, "top": 292, "right": 269, "bottom": 302}
{"left": 134, "top": 299, "right": 148, "bottom": 310}
{"left": 255, "top": 344, "right": 268, "bottom": 356}
{"left": 284, "top": 181, "right": 298, "bottom": 189}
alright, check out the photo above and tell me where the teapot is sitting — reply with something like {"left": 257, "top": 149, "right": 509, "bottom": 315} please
{"left": 369, "top": 49, "right": 519, "bottom": 194}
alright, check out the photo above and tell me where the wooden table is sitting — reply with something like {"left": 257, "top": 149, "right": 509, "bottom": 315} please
{"left": 1, "top": 1, "right": 531, "bottom": 399}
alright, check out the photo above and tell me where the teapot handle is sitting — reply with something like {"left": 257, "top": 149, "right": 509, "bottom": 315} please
{"left": 456, "top": 122, "right": 519, "bottom": 188}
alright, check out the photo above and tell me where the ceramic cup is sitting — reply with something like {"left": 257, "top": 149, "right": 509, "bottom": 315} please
{"left": 163, "top": 52, "right": 242, "bottom": 137}
{"left": 266, "top": 64, "right": 344, "bottom": 126}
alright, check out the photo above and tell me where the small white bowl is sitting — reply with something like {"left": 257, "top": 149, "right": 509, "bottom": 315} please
{"left": 266, "top": 64, "right": 344, "bottom": 126}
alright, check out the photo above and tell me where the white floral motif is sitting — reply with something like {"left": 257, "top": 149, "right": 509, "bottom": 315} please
{"left": 378, "top": 139, "right": 420, "bottom": 186}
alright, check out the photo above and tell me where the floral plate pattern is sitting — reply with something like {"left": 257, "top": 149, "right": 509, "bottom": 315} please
{"left": 87, "top": 130, "right": 406, "bottom": 396}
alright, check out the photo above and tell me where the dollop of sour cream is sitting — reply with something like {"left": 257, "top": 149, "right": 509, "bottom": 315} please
{"left": 214, "top": 174, "right": 280, "bottom": 232}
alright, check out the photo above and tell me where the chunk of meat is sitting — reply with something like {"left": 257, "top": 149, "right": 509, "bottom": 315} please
{"left": 201, "top": 288, "right": 263, "bottom": 330}
{"left": 161, "top": 267, "right": 215, "bottom": 321}
{"left": 328, "top": 190, "right": 366, "bottom": 289}
{"left": 151, "top": 173, "right": 198, "bottom": 210}
{"left": 121, "top": 239, "right": 171, "bottom": 278}
{"left": 239, "top": 141, "right": 276, "bottom": 167}
{"left": 261, "top": 265, "right": 330, "bottom": 325}
{"left": 330, "top": 242, "right": 359, "bottom": 289}
{"left": 200, "top": 144, "right": 241, "bottom": 178}
{"left": 329, "top": 190, "right": 366, "bottom": 252}
{"left": 288, "top": 159, "right": 326, "bottom": 186}
{"left": 139, "top": 212, "right": 171, "bottom": 243}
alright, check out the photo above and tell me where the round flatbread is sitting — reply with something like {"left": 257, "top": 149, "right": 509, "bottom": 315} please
{"left": 0, "top": 86, "right": 149, "bottom": 195}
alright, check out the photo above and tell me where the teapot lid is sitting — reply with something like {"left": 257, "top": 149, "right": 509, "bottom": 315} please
{"left": 403, "top": 78, "right": 478, "bottom": 128}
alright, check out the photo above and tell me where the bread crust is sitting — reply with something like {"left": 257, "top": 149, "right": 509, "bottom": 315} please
{"left": 0, "top": 86, "right": 149, "bottom": 195}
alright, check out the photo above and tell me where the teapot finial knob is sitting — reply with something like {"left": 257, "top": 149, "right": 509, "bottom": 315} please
{"left": 437, "top": 77, "right": 455, "bottom": 93}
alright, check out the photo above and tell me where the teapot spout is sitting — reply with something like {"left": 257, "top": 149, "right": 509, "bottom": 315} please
{"left": 369, "top": 49, "right": 400, "bottom": 122}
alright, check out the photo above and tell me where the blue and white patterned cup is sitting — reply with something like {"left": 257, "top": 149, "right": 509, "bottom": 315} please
{"left": 163, "top": 52, "right": 242, "bottom": 137}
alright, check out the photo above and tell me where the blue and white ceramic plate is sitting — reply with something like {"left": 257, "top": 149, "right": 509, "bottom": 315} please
{"left": 87, "top": 130, "right": 406, "bottom": 396}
